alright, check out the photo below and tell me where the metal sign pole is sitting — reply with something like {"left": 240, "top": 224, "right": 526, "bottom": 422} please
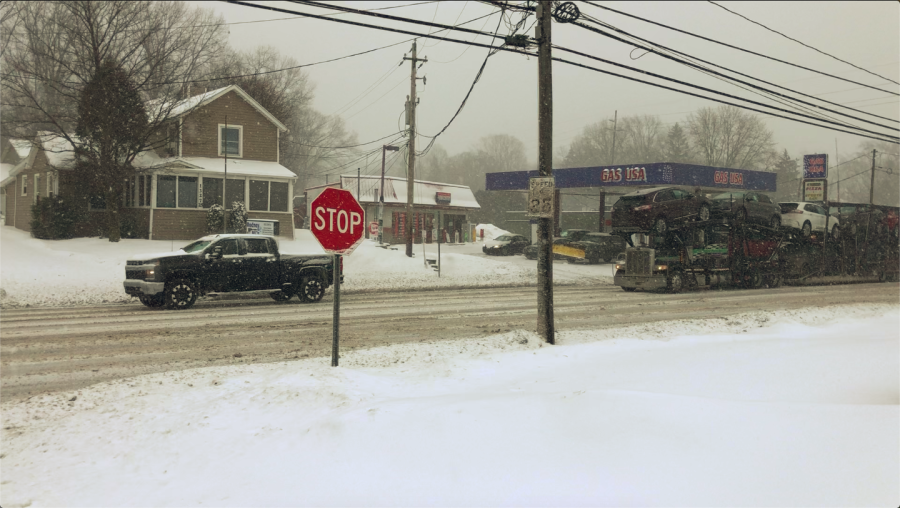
{"left": 332, "top": 253, "right": 341, "bottom": 367}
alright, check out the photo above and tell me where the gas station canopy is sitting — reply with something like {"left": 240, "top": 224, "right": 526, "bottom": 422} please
{"left": 486, "top": 162, "right": 777, "bottom": 192}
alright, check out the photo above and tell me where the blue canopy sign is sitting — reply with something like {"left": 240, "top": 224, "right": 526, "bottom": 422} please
{"left": 486, "top": 162, "right": 776, "bottom": 192}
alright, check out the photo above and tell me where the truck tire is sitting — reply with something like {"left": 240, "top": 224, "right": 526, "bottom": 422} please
{"left": 139, "top": 295, "right": 165, "bottom": 308}
{"left": 165, "top": 279, "right": 198, "bottom": 310}
{"left": 667, "top": 270, "right": 684, "bottom": 293}
{"left": 698, "top": 204, "right": 711, "bottom": 222}
{"left": 622, "top": 287, "right": 636, "bottom": 292}
{"left": 298, "top": 275, "right": 325, "bottom": 303}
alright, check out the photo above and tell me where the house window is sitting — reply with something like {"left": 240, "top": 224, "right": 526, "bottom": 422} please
{"left": 33, "top": 174, "right": 40, "bottom": 203}
{"left": 201, "top": 177, "right": 244, "bottom": 209}
{"left": 46, "top": 172, "right": 55, "bottom": 197}
{"left": 249, "top": 180, "right": 268, "bottom": 211}
{"left": 165, "top": 123, "right": 179, "bottom": 157}
{"left": 138, "top": 175, "right": 151, "bottom": 207}
{"left": 156, "top": 175, "right": 199, "bottom": 208}
{"left": 226, "top": 179, "right": 245, "bottom": 208}
{"left": 21, "top": 175, "right": 27, "bottom": 196}
{"left": 218, "top": 125, "right": 242, "bottom": 157}
{"left": 249, "top": 180, "right": 289, "bottom": 212}
{"left": 125, "top": 178, "right": 135, "bottom": 207}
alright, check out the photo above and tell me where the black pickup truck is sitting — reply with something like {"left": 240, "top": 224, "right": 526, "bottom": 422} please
{"left": 123, "top": 234, "right": 341, "bottom": 310}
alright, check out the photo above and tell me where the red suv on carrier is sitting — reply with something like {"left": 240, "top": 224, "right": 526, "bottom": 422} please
{"left": 612, "top": 186, "right": 712, "bottom": 234}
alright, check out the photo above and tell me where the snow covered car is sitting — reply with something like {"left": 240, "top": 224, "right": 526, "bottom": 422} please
{"left": 483, "top": 234, "right": 530, "bottom": 256}
{"left": 779, "top": 202, "right": 840, "bottom": 239}
{"left": 123, "top": 234, "right": 341, "bottom": 310}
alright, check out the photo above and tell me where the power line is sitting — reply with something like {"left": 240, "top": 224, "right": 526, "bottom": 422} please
{"left": 576, "top": 12, "right": 899, "bottom": 127}
{"left": 553, "top": 41, "right": 898, "bottom": 142}
{"left": 707, "top": 1, "right": 900, "bottom": 86}
{"left": 205, "top": 1, "right": 440, "bottom": 28}
{"left": 580, "top": 1, "right": 899, "bottom": 97}
{"left": 552, "top": 55, "right": 899, "bottom": 145}
{"left": 282, "top": 131, "right": 406, "bottom": 150}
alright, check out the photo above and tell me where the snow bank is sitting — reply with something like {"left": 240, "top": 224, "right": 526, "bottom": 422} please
{"left": 0, "top": 227, "right": 539, "bottom": 308}
{"left": 474, "top": 223, "right": 511, "bottom": 242}
{"left": 1, "top": 304, "right": 897, "bottom": 507}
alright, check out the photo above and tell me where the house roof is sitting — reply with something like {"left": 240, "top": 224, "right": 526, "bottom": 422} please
{"left": 307, "top": 175, "right": 480, "bottom": 209}
{"left": 158, "top": 85, "right": 288, "bottom": 132}
{"left": 160, "top": 157, "right": 297, "bottom": 179}
{"left": 9, "top": 139, "right": 32, "bottom": 159}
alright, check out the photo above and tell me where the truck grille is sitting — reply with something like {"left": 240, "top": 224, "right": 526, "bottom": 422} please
{"left": 126, "top": 270, "right": 147, "bottom": 280}
{"left": 626, "top": 250, "right": 651, "bottom": 276}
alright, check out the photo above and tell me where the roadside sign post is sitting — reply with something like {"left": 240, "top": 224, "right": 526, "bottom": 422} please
{"left": 310, "top": 187, "right": 365, "bottom": 367}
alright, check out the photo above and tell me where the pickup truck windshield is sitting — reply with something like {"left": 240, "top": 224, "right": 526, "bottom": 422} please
{"left": 182, "top": 240, "right": 212, "bottom": 253}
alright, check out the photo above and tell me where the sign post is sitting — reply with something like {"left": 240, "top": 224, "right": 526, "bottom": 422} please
{"left": 310, "top": 187, "right": 365, "bottom": 367}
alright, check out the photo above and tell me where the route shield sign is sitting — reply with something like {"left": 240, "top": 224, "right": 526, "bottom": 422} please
{"left": 310, "top": 187, "right": 365, "bottom": 255}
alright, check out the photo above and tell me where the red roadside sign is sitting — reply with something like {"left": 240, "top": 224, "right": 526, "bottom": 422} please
{"left": 310, "top": 187, "right": 365, "bottom": 255}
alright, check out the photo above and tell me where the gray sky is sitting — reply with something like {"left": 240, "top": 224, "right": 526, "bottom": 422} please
{"left": 211, "top": 1, "right": 899, "bottom": 169}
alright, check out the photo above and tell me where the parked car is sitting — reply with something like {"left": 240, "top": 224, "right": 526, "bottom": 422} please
{"left": 612, "top": 186, "right": 712, "bottom": 235}
{"left": 123, "top": 234, "right": 340, "bottom": 310}
{"left": 710, "top": 191, "right": 781, "bottom": 228}
{"left": 483, "top": 234, "right": 530, "bottom": 256}
{"left": 523, "top": 229, "right": 589, "bottom": 260}
{"left": 779, "top": 202, "right": 840, "bottom": 239}
{"left": 559, "top": 233, "right": 628, "bottom": 264}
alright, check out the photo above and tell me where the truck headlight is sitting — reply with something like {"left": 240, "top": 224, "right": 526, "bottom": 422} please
{"left": 655, "top": 264, "right": 667, "bottom": 271}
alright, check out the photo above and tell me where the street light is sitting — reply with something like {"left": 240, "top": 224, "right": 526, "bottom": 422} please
{"left": 378, "top": 144, "right": 400, "bottom": 245}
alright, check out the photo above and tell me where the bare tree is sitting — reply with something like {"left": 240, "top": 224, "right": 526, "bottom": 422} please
{"left": 1, "top": 1, "right": 227, "bottom": 240}
{"left": 835, "top": 141, "right": 899, "bottom": 206}
{"left": 561, "top": 120, "right": 617, "bottom": 168}
{"left": 688, "top": 105, "right": 775, "bottom": 170}
{"left": 618, "top": 114, "right": 664, "bottom": 164}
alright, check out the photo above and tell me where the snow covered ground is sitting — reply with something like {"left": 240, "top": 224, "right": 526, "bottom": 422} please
{"left": 1, "top": 305, "right": 897, "bottom": 507}
{"left": 0, "top": 226, "right": 614, "bottom": 308}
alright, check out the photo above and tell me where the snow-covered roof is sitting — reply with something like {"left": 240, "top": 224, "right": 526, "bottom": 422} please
{"left": 9, "top": 139, "right": 32, "bottom": 159}
{"left": 31, "top": 132, "right": 165, "bottom": 171}
{"left": 154, "top": 85, "right": 288, "bottom": 132}
{"left": 1, "top": 163, "right": 14, "bottom": 184}
{"left": 159, "top": 157, "right": 296, "bottom": 179}
{"left": 330, "top": 175, "right": 480, "bottom": 209}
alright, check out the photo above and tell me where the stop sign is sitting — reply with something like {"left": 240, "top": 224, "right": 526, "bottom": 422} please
{"left": 310, "top": 187, "right": 365, "bottom": 255}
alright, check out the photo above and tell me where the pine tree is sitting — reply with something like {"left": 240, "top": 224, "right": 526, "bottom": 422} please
{"left": 75, "top": 58, "right": 148, "bottom": 242}
{"left": 663, "top": 123, "right": 693, "bottom": 163}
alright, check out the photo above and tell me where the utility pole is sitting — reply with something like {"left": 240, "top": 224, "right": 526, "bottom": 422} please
{"left": 835, "top": 138, "right": 839, "bottom": 202}
{"left": 403, "top": 41, "right": 426, "bottom": 257}
{"left": 869, "top": 148, "right": 877, "bottom": 205}
{"left": 378, "top": 144, "right": 399, "bottom": 245}
{"left": 536, "top": 1, "right": 554, "bottom": 344}
{"left": 223, "top": 115, "right": 228, "bottom": 234}
{"left": 610, "top": 109, "right": 618, "bottom": 165}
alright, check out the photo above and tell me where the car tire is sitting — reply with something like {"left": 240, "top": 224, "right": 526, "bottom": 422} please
{"left": 771, "top": 215, "right": 781, "bottom": 229}
{"left": 746, "top": 269, "right": 763, "bottom": 289}
{"left": 653, "top": 217, "right": 667, "bottom": 235}
{"left": 270, "top": 290, "right": 292, "bottom": 302}
{"left": 667, "top": 270, "right": 684, "bottom": 293}
{"left": 831, "top": 225, "right": 840, "bottom": 241}
{"left": 165, "top": 278, "right": 198, "bottom": 310}
{"left": 622, "top": 287, "right": 636, "bottom": 292}
{"left": 698, "top": 204, "right": 711, "bottom": 222}
{"left": 801, "top": 221, "right": 812, "bottom": 237}
{"left": 139, "top": 295, "right": 165, "bottom": 308}
{"left": 566, "top": 258, "right": 578, "bottom": 264}
{"left": 298, "top": 275, "right": 326, "bottom": 303}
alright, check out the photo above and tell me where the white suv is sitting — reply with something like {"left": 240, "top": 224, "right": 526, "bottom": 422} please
{"left": 779, "top": 202, "right": 840, "bottom": 239}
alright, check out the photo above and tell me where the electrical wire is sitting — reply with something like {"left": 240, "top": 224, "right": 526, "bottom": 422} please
{"left": 282, "top": 131, "right": 405, "bottom": 149}
{"left": 553, "top": 43, "right": 898, "bottom": 142}
{"left": 552, "top": 55, "right": 899, "bottom": 145}
{"left": 707, "top": 1, "right": 900, "bottom": 86}
{"left": 576, "top": 12, "right": 899, "bottom": 127}
{"left": 580, "top": 1, "right": 899, "bottom": 97}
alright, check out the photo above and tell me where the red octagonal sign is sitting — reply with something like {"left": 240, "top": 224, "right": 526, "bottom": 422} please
{"left": 310, "top": 187, "right": 365, "bottom": 255}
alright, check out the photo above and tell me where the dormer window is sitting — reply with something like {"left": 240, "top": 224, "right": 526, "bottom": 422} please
{"left": 218, "top": 124, "right": 242, "bottom": 158}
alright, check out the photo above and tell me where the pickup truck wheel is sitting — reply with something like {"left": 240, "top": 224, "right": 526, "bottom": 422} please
{"left": 270, "top": 291, "right": 292, "bottom": 302}
{"left": 298, "top": 275, "right": 325, "bottom": 303}
{"left": 139, "top": 295, "right": 165, "bottom": 308}
{"left": 165, "top": 279, "right": 198, "bottom": 310}
{"left": 622, "top": 286, "right": 636, "bottom": 292}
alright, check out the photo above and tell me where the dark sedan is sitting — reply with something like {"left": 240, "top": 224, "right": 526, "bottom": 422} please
{"left": 483, "top": 234, "right": 530, "bottom": 256}
{"left": 710, "top": 191, "right": 782, "bottom": 228}
{"left": 612, "top": 187, "right": 712, "bottom": 235}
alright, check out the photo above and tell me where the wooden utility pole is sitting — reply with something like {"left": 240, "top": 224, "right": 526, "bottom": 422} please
{"left": 536, "top": 1, "right": 554, "bottom": 344}
{"left": 403, "top": 41, "right": 426, "bottom": 257}
{"left": 869, "top": 148, "right": 877, "bottom": 205}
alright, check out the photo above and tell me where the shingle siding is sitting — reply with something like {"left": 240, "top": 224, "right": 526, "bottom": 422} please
{"left": 181, "top": 91, "right": 278, "bottom": 161}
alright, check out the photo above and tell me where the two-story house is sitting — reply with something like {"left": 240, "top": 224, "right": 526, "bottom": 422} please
{"left": 1, "top": 85, "right": 297, "bottom": 240}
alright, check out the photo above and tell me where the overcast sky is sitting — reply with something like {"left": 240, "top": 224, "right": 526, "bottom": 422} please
{"left": 209, "top": 1, "right": 899, "bottom": 172}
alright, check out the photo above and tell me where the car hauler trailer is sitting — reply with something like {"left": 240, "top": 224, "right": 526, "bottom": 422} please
{"left": 613, "top": 215, "right": 898, "bottom": 293}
